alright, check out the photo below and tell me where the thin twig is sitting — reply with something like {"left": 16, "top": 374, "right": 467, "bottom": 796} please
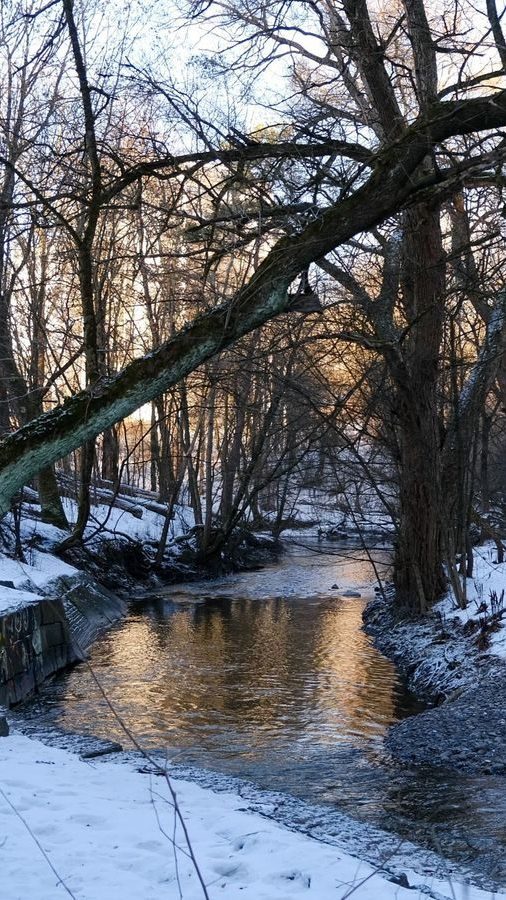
{"left": 0, "top": 786, "right": 77, "bottom": 899}
{"left": 76, "top": 640, "right": 211, "bottom": 900}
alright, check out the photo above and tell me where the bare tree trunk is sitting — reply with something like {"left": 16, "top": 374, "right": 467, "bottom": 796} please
{"left": 179, "top": 382, "right": 203, "bottom": 529}
{"left": 0, "top": 382, "right": 10, "bottom": 435}
{"left": 393, "top": 202, "right": 446, "bottom": 612}
{"left": 36, "top": 467, "right": 68, "bottom": 528}
{"left": 154, "top": 397, "right": 174, "bottom": 502}
{"left": 480, "top": 412, "right": 492, "bottom": 513}
{"left": 101, "top": 426, "right": 119, "bottom": 484}
{"left": 201, "top": 381, "right": 217, "bottom": 556}
{"left": 219, "top": 380, "right": 249, "bottom": 524}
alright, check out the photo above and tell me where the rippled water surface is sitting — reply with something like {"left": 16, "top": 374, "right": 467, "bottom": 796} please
{"left": 17, "top": 541, "right": 506, "bottom": 885}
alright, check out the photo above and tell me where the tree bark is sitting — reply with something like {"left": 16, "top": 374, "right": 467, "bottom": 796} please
{"left": 101, "top": 426, "right": 119, "bottom": 484}
{"left": 393, "top": 202, "right": 446, "bottom": 612}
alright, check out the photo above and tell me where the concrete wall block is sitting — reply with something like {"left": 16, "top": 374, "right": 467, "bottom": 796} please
{"left": 0, "top": 579, "right": 125, "bottom": 706}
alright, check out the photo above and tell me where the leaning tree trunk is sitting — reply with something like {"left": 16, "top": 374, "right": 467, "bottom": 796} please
{"left": 2, "top": 91, "right": 506, "bottom": 522}
{"left": 0, "top": 344, "right": 69, "bottom": 530}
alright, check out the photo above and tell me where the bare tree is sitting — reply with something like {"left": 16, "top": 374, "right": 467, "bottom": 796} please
{"left": 1, "top": 0, "right": 506, "bottom": 612}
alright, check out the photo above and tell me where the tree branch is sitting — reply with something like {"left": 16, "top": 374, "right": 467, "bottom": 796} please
{"left": 2, "top": 88, "right": 506, "bottom": 510}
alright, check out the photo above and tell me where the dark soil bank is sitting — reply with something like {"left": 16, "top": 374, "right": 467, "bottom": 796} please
{"left": 61, "top": 530, "right": 282, "bottom": 596}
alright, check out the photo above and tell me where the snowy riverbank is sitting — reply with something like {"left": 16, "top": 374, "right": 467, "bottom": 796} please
{"left": 365, "top": 542, "right": 506, "bottom": 771}
{"left": 0, "top": 732, "right": 500, "bottom": 900}
{"left": 2, "top": 510, "right": 505, "bottom": 894}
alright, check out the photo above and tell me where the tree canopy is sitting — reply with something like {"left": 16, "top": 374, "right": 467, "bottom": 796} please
{"left": 2, "top": 0, "right": 506, "bottom": 609}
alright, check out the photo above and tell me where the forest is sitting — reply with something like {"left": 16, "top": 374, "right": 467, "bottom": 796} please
{"left": 1, "top": 0, "right": 506, "bottom": 614}
{"left": 3, "top": 2, "right": 506, "bottom": 899}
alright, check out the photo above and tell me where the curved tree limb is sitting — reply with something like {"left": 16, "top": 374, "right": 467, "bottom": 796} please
{"left": 2, "top": 90, "right": 506, "bottom": 512}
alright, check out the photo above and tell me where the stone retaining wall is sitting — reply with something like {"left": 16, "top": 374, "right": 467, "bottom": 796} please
{"left": 0, "top": 575, "right": 126, "bottom": 707}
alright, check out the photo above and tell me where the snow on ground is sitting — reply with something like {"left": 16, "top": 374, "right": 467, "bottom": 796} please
{"left": 0, "top": 550, "right": 78, "bottom": 591}
{"left": 0, "top": 497, "right": 196, "bottom": 613}
{"left": 0, "top": 584, "right": 43, "bottom": 615}
{"left": 1, "top": 503, "right": 503, "bottom": 898}
{"left": 0, "top": 732, "right": 499, "bottom": 900}
{"left": 73, "top": 488, "right": 393, "bottom": 545}
{"left": 61, "top": 497, "right": 196, "bottom": 545}
{"left": 372, "top": 541, "right": 506, "bottom": 702}
{"left": 14, "top": 496, "right": 196, "bottom": 549}
{"left": 436, "top": 541, "right": 506, "bottom": 660}
{"left": 0, "top": 549, "right": 79, "bottom": 614}
{"left": 275, "top": 487, "right": 395, "bottom": 538}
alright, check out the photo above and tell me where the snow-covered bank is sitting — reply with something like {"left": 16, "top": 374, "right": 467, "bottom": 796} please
{"left": 0, "top": 532, "right": 127, "bottom": 706}
{"left": 276, "top": 485, "right": 395, "bottom": 541}
{"left": 365, "top": 543, "right": 506, "bottom": 771}
{"left": 0, "top": 548, "right": 78, "bottom": 615}
{"left": 436, "top": 543, "right": 506, "bottom": 660}
{"left": 364, "top": 543, "right": 506, "bottom": 703}
{"left": 0, "top": 732, "right": 499, "bottom": 900}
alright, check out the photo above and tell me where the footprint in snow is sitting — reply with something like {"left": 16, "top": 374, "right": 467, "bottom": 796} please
{"left": 232, "top": 831, "right": 264, "bottom": 851}
{"left": 136, "top": 840, "right": 166, "bottom": 852}
{"left": 278, "top": 870, "right": 312, "bottom": 888}
{"left": 213, "top": 861, "right": 248, "bottom": 880}
{"left": 68, "top": 813, "right": 107, "bottom": 827}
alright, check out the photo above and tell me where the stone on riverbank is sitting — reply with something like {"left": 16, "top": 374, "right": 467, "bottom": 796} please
{"left": 364, "top": 583, "right": 506, "bottom": 773}
{"left": 386, "top": 672, "right": 506, "bottom": 773}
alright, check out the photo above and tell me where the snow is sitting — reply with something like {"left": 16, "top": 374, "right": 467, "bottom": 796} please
{"left": 0, "top": 551, "right": 77, "bottom": 588}
{"left": 0, "top": 497, "right": 195, "bottom": 615}
{"left": 13, "top": 494, "right": 195, "bottom": 549}
{"left": 0, "top": 732, "right": 499, "bottom": 900}
{"left": 0, "top": 505, "right": 504, "bottom": 898}
{"left": 436, "top": 542, "right": 506, "bottom": 661}
{"left": 77, "top": 498, "right": 195, "bottom": 546}
{"left": 270, "top": 485, "right": 395, "bottom": 538}
{"left": 0, "top": 550, "right": 78, "bottom": 614}
{"left": 0, "top": 584, "right": 43, "bottom": 614}
{"left": 372, "top": 541, "right": 506, "bottom": 704}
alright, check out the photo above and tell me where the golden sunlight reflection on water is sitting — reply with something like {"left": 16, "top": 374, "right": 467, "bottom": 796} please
{"left": 20, "top": 543, "right": 506, "bottom": 884}
{"left": 52, "top": 544, "right": 405, "bottom": 758}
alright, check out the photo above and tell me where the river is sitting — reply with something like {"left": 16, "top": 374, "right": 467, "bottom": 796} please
{"left": 15, "top": 540, "right": 506, "bottom": 886}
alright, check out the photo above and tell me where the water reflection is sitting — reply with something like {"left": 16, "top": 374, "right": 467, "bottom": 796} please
{"left": 81, "top": 591, "right": 403, "bottom": 759}
{"left": 314, "top": 603, "right": 399, "bottom": 744}
{"left": 15, "top": 542, "right": 506, "bottom": 884}
{"left": 24, "top": 544, "right": 400, "bottom": 756}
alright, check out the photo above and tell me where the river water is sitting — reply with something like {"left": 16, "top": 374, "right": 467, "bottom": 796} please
{"left": 15, "top": 540, "right": 506, "bottom": 886}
